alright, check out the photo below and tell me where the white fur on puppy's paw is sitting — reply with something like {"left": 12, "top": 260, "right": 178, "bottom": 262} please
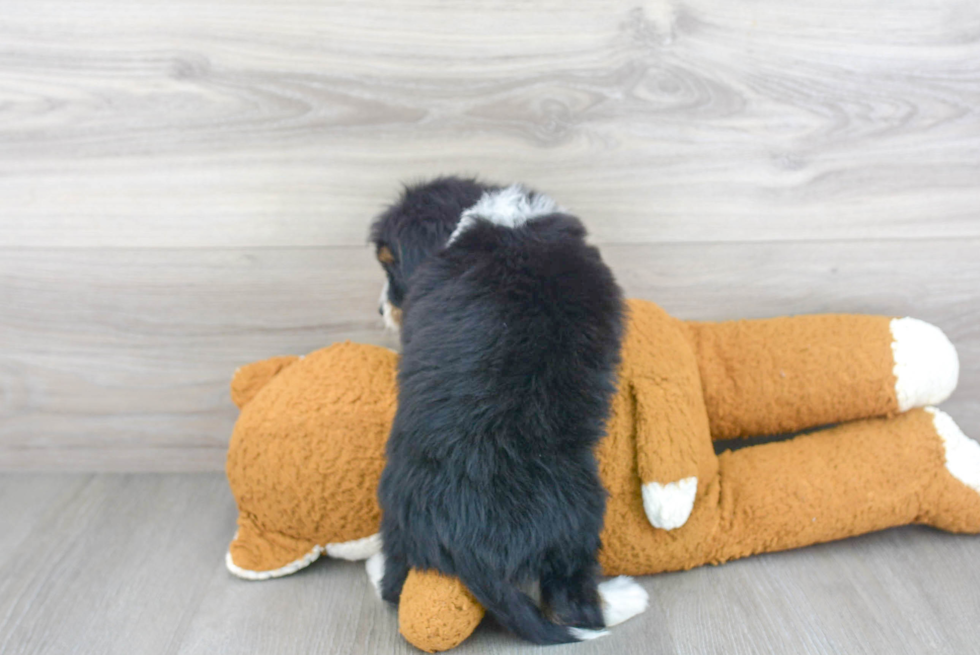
{"left": 598, "top": 576, "right": 649, "bottom": 627}
{"left": 891, "top": 318, "right": 959, "bottom": 412}
{"left": 569, "top": 627, "right": 609, "bottom": 640}
{"left": 642, "top": 476, "right": 697, "bottom": 530}
{"left": 365, "top": 552, "right": 386, "bottom": 599}
{"left": 927, "top": 407, "right": 980, "bottom": 494}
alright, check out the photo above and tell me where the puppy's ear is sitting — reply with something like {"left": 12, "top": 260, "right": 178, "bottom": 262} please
{"left": 532, "top": 213, "right": 588, "bottom": 241}
{"left": 377, "top": 246, "right": 396, "bottom": 265}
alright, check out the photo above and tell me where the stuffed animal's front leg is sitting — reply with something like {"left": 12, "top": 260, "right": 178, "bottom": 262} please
{"left": 682, "top": 314, "right": 958, "bottom": 439}
{"left": 631, "top": 377, "right": 716, "bottom": 530}
{"left": 619, "top": 300, "right": 718, "bottom": 532}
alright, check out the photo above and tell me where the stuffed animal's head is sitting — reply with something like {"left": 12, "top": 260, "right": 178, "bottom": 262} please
{"left": 225, "top": 342, "right": 398, "bottom": 578}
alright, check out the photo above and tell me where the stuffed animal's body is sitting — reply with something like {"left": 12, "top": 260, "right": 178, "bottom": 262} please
{"left": 225, "top": 299, "right": 980, "bottom": 652}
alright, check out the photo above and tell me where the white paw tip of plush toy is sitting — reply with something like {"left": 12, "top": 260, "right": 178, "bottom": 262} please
{"left": 891, "top": 318, "right": 959, "bottom": 412}
{"left": 642, "top": 476, "right": 697, "bottom": 530}
{"left": 598, "top": 575, "right": 649, "bottom": 627}
{"left": 927, "top": 407, "right": 980, "bottom": 494}
{"left": 325, "top": 532, "right": 382, "bottom": 561}
{"left": 366, "top": 552, "right": 385, "bottom": 599}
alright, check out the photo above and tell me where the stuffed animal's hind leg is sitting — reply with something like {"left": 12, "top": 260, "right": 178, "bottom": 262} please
{"left": 682, "top": 315, "right": 958, "bottom": 440}
{"left": 705, "top": 408, "right": 980, "bottom": 565}
{"left": 917, "top": 408, "right": 980, "bottom": 533}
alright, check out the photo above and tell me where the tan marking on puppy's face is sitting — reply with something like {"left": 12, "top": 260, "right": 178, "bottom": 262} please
{"left": 377, "top": 246, "right": 395, "bottom": 265}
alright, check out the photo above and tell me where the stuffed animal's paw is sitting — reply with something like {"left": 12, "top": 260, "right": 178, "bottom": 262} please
{"left": 928, "top": 407, "right": 980, "bottom": 494}
{"left": 642, "top": 476, "right": 697, "bottom": 530}
{"left": 891, "top": 318, "right": 958, "bottom": 412}
{"left": 598, "top": 576, "right": 649, "bottom": 627}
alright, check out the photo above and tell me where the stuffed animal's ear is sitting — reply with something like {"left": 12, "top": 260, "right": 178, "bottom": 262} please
{"left": 230, "top": 356, "right": 301, "bottom": 408}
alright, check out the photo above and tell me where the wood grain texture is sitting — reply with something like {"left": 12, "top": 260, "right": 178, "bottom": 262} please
{"left": 1, "top": 240, "right": 977, "bottom": 470}
{"left": 1, "top": 0, "right": 978, "bottom": 470}
{"left": 3, "top": 2, "right": 978, "bottom": 650}
{"left": 0, "top": 474, "right": 89, "bottom": 562}
{"left": 0, "top": 474, "right": 233, "bottom": 655}
{"left": 1, "top": 473, "right": 978, "bottom": 654}
{"left": 1, "top": 0, "right": 979, "bottom": 247}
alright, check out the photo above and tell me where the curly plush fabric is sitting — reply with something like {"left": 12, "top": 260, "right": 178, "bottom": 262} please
{"left": 398, "top": 570, "right": 486, "bottom": 653}
{"left": 226, "top": 342, "right": 397, "bottom": 574}
{"left": 225, "top": 299, "right": 978, "bottom": 651}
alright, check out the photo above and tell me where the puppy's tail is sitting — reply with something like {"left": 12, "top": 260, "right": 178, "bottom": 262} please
{"left": 454, "top": 560, "right": 606, "bottom": 645}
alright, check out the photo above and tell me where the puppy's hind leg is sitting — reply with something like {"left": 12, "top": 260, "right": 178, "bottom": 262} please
{"left": 375, "top": 552, "right": 409, "bottom": 604}
{"left": 376, "top": 516, "right": 410, "bottom": 603}
{"left": 540, "top": 560, "right": 605, "bottom": 630}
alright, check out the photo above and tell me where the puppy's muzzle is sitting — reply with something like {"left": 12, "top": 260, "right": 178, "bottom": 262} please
{"left": 379, "top": 281, "right": 402, "bottom": 330}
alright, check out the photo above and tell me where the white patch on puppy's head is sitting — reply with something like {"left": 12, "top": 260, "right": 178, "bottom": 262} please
{"left": 446, "top": 184, "right": 561, "bottom": 246}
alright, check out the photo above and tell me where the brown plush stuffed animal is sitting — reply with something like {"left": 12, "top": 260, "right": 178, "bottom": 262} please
{"left": 225, "top": 299, "right": 980, "bottom": 652}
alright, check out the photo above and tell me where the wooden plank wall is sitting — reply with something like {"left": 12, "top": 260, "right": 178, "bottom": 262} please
{"left": 2, "top": 0, "right": 978, "bottom": 470}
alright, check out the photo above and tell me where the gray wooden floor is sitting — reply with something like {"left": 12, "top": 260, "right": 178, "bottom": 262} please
{"left": 0, "top": 473, "right": 978, "bottom": 655}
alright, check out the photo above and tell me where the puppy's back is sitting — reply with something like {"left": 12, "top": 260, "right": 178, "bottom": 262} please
{"left": 381, "top": 209, "right": 624, "bottom": 644}
{"left": 396, "top": 211, "right": 623, "bottom": 462}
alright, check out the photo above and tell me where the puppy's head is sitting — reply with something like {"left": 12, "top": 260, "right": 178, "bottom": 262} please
{"left": 369, "top": 176, "right": 490, "bottom": 328}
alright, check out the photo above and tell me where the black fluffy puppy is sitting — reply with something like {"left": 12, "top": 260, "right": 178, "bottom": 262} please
{"left": 369, "top": 177, "right": 642, "bottom": 644}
